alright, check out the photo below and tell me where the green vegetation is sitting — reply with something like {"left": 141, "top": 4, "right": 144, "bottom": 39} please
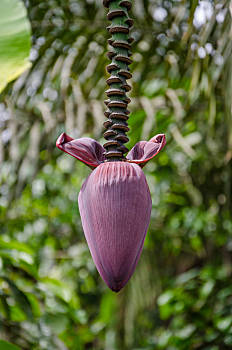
{"left": 0, "top": 1, "right": 232, "bottom": 349}
{"left": 0, "top": 340, "right": 20, "bottom": 350}
{"left": 0, "top": 0, "right": 31, "bottom": 93}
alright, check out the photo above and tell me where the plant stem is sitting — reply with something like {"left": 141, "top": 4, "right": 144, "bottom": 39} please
{"left": 103, "top": 0, "right": 133, "bottom": 161}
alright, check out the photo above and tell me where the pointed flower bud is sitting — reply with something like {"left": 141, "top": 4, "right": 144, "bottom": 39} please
{"left": 56, "top": 132, "right": 166, "bottom": 291}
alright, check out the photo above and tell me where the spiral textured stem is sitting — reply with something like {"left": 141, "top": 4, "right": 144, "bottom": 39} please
{"left": 103, "top": 0, "right": 133, "bottom": 161}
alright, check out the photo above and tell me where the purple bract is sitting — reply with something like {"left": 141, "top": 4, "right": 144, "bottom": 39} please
{"left": 56, "top": 133, "right": 166, "bottom": 291}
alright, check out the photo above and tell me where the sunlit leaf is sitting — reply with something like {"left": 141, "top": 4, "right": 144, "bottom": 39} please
{"left": 0, "top": 0, "right": 31, "bottom": 93}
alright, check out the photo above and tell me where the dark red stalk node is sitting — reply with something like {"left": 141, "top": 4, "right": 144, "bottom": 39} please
{"left": 56, "top": 0, "right": 166, "bottom": 292}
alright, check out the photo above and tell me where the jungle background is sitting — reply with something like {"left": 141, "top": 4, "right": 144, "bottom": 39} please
{"left": 1, "top": 0, "right": 232, "bottom": 349}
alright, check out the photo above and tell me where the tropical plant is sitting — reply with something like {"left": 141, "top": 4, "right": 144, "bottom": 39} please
{"left": 0, "top": 0, "right": 232, "bottom": 349}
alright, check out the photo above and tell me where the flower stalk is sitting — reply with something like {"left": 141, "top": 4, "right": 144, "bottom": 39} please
{"left": 103, "top": 0, "right": 133, "bottom": 161}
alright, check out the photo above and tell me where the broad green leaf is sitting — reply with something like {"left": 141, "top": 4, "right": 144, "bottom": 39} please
{"left": 0, "top": 340, "right": 21, "bottom": 350}
{"left": 0, "top": 0, "right": 31, "bottom": 93}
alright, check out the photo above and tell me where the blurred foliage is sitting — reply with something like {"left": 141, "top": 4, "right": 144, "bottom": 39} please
{"left": 0, "top": 0, "right": 232, "bottom": 349}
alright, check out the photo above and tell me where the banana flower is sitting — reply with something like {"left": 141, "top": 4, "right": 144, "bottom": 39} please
{"left": 56, "top": 132, "right": 166, "bottom": 292}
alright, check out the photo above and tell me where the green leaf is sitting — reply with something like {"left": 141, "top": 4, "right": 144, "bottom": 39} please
{"left": 99, "top": 292, "right": 116, "bottom": 324}
{"left": 0, "top": 276, "right": 33, "bottom": 319}
{"left": 0, "top": 340, "right": 21, "bottom": 350}
{"left": 0, "top": 293, "right": 10, "bottom": 319}
{"left": 0, "top": 0, "right": 31, "bottom": 93}
{"left": 0, "top": 238, "right": 34, "bottom": 254}
{"left": 43, "top": 313, "right": 69, "bottom": 334}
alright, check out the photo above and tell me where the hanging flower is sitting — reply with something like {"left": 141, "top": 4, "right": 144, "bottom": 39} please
{"left": 56, "top": 132, "right": 166, "bottom": 292}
